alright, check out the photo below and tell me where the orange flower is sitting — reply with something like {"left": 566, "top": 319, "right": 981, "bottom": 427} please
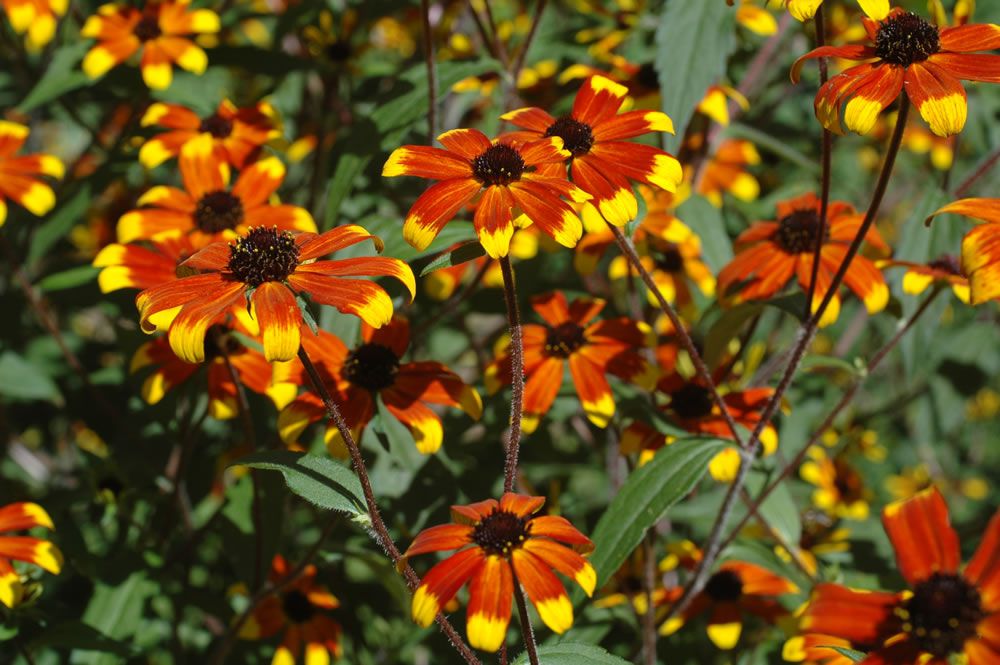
{"left": 0, "top": 502, "right": 62, "bottom": 608}
{"left": 382, "top": 129, "right": 588, "bottom": 258}
{"left": 275, "top": 318, "right": 481, "bottom": 455}
{"left": 136, "top": 225, "right": 415, "bottom": 363}
{"left": 792, "top": 6, "right": 1000, "bottom": 136}
{"left": 240, "top": 554, "right": 342, "bottom": 664}
{"left": 697, "top": 139, "right": 761, "bottom": 207}
{"left": 879, "top": 254, "right": 970, "bottom": 302}
{"left": 119, "top": 135, "right": 316, "bottom": 245}
{"left": 501, "top": 74, "right": 682, "bottom": 226}
{"left": 81, "top": 0, "right": 219, "bottom": 89}
{"left": 0, "top": 0, "right": 67, "bottom": 50}
{"left": 927, "top": 198, "right": 1000, "bottom": 303}
{"left": 0, "top": 121, "right": 63, "bottom": 227}
{"left": 139, "top": 99, "right": 280, "bottom": 169}
{"left": 485, "top": 291, "right": 656, "bottom": 433}
{"left": 798, "top": 487, "right": 1000, "bottom": 664}
{"left": 717, "top": 192, "right": 889, "bottom": 327}
{"left": 403, "top": 493, "right": 595, "bottom": 652}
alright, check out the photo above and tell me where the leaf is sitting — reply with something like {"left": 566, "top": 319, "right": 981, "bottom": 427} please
{"left": 676, "top": 194, "right": 732, "bottom": 272}
{"left": 827, "top": 646, "right": 867, "bottom": 662}
{"left": 728, "top": 123, "right": 820, "bottom": 173}
{"left": 703, "top": 302, "right": 763, "bottom": 369}
{"left": 419, "top": 240, "right": 485, "bottom": 276}
{"left": 30, "top": 621, "right": 135, "bottom": 657}
{"left": 589, "top": 438, "right": 725, "bottom": 588}
{"left": 37, "top": 266, "right": 100, "bottom": 292}
{"left": 232, "top": 451, "right": 367, "bottom": 519}
{"left": 78, "top": 571, "right": 155, "bottom": 665}
{"left": 0, "top": 351, "right": 63, "bottom": 405}
{"left": 512, "top": 643, "right": 632, "bottom": 665}
{"left": 17, "top": 42, "right": 92, "bottom": 112}
{"left": 655, "top": 1, "right": 737, "bottom": 153}
{"left": 746, "top": 473, "right": 801, "bottom": 548}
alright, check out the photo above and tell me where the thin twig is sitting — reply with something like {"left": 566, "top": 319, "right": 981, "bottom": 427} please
{"left": 806, "top": 5, "right": 833, "bottom": 318}
{"left": 513, "top": 578, "right": 540, "bottom": 665}
{"left": 953, "top": 143, "right": 1000, "bottom": 197}
{"left": 499, "top": 256, "right": 525, "bottom": 493}
{"left": 420, "top": 0, "right": 438, "bottom": 141}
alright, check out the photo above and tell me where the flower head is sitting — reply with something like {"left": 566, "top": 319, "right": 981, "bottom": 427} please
{"left": 0, "top": 121, "right": 63, "bottom": 226}
{"left": 800, "top": 446, "right": 871, "bottom": 520}
{"left": 0, "top": 0, "right": 67, "bottom": 51}
{"left": 879, "top": 254, "right": 971, "bottom": 302}
{"left": 927, "top": 198, "right": 1000, "bottom": 303}
{"left": 0, "top": 502, "right": 62, "bottom": 608}
{"left": 697, "top": 139, "right": 761, "bottom": 208}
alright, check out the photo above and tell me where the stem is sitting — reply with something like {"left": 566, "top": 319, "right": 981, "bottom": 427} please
{"left": 499, "top": 256, "right": 525, "bottom": 493}
{"left": 953, "top": 143, "right": 1000, "bottom": 197}
{"left": 512, "top": 578, "right": 540, "bottom": 665}
{"left": 420, "top": 0, "right": 438, "bottom": 141}
{"left": 641, "top": 533, "right": 657, "bottom": 665}
{"left": 468, "top": 0, "right": 508, "bottom": 67}
{"left": 806, "top": 5, "right": 833, "bottom": 319}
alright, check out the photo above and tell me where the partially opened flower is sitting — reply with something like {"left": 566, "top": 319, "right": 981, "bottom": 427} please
{"left": 276, "top": 319, "right": 481, "bottom": 455}
{"left": 791, "top": 6, "right": 1000, "bottom": 136}
{"left": 0, "top": 502, "right": 62, "bottom": 608}
{"left": 927, "top": 198, "right": 1000, "bottom": 303}
{"left": 136, "top": 225, "right": 415, "bottom": 363}
{"left": 403, "top": 493, "right": 595, "bottom": 652}
{"left": 485, "top": 291, "right": 656, "bottom": 433}
{"left": 81, "top": 0, "right": 220, "bottom": 90}
{"left": 1, "top": 0, "right": 67, "bottom": 51}
{"left": 0, "top": 120, "right": 63, "bottom": 226}
{"left": 502, "top": 74, "right": 682, "bottom": 226}
{"left": 879, "top": 254, "right": 970, "bottom": 303}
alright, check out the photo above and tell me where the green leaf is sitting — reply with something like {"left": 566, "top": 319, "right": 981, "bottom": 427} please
{"left": 0, "top": 351, "right": 63, "bottom": 405}
{"left": 17, "top": 42, "right": 92, "bottom": 112}
{"left": 827, "top": 646, "right": 867, "bottom": 662}
{"left": 728, "top": 123, "right": 820, "bottom": 173}
{"left": 419, "top": 240, "right": 485, "bottom": 276}
{"left": 676, "top": 194, "right": 732, "bottom": 272}
{"left": 78, "top": 571, "right": 155, "bottom": 665}
{"left": 37, "top": 266, "right": 100, "bottom": 292}
{"left": 512, "top": 643, "right": 631, "bottom": 665}
{"left": 703, "top": 302, "right": 763, "bottom": 369}
{"left": 232, "top": 451, "right": 367, "bottom": 519}
{"left": 30, "top": 621, "right": 135, "bottom": 657}
{"left": 589, "top": 438, "right": 725, "bottom": 588}
{"left": 746, "top": 473, "right": 801, "bottom": 548}
{"left": 655, "top": 1, "right": 736, "bottom": 153}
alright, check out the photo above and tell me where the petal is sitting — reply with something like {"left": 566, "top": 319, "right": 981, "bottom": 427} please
{"left": 528, "top": 515, "right": 594, "bottom": 554}
{"left": 530, "top": 291, "right": 571, "bottom": 326}
{"left": 474, "top": 185, "right": 515, "bottom": 259}
{"left": 382, "top": 145, "right": 472, "bottom": 179}
{"left": 593, "top": 110, "right": 674, "bottom": 140}
{"left": 499, "top": 107, "right": 556, "bottom": 133}
{"left": 251, "top": 283, "right": 301, "bottom": 362}
{"left": 706, "top": 601, "right": 742, "bottom": 650}
{"left": 179, "top": 133, "right": 228, "bottom": 199}
{"left": 287, "top": 273, "right": 394, "bottom": 329}
{"left": 965, "top": 508, "right": 1000, "bottom": 609}
{"left": 589, "top": 142, "right": 683, "bottom": 193}
{"left": 523, "top": 538, "right": 596, "bottom": 596}
{"left": 451, "top": 500, "right": 500, "bottom": 525}
{"left": 232, "top": 156, "right": 286, "bottom": 207}
{"left": 791, "top": 45, "right": 877, "bottom": 83}
{"left": 298, "top": 225, "right": 384, "bottom": 260}
{"left": 511, "top": 548, "right": 574, "bottom": 635}
{"left": 882, "top": 486, "right": 960, "bottom": 586}
{"left": 926, "top": 53, "right": 1000, "bottom": 83}
{"left": 568, "top": 353, "right": 614, "bottom": 428}
{"left": 801, "top": 584, "right": 901, "bottom": 644}
{"left": 404, "top": 524, "right": 474, "bottom": 558}
{"left": 0, "top": 537, "right": 63, "bottom": 573}
{"left": 572, "top": 75, "right": 629, "bottom": 126}
{"left": 842, "top": 64, "right": 906, "bottom": 135}
{"left": 402, "top": 178, "right": 481, "bottom": 252}
{"left": 499, "top": 493, "right": 545, "bottom": 518}
{"left": 521, "top": 356, "right": 563, "bottom": 434}
{"left": 939, "top": 24, "right": 1000, "bottom": 53}
{"left": 963, "top": 224, "right": 1000, "bottom": 303}
{"left": 466, "top": 555, "right": 514, "bottom": 652}
{"left": 904, "top": 62, "right": 968, "bottom": 137}
{"left": 519, "top": 137, "right": 570, "bottom": 166}
{"left": 508, "top": 180, "right": 583, "bottom": 249}
{"left": 300, "top": 257, "right": 415, "bottom": 301}
{"left": 382, "top": 397, "right": 444, "bottom": 454}
{"left": 411, "top": 547, "right": 484, "bottom": 627}
{"left": 167, "top": 282, "right": 246, "bottom": 363}
{"left": 0, "top": 503, "right": 54, "bottom": 531}
{"left": 436, "top": 128, "right": 493, "bottom": 160}
{"left": 571, "top": 156, "right": 637, "bottom": 226}
{"left": 931, "top": 198, "right": 1000, "bottom": 225}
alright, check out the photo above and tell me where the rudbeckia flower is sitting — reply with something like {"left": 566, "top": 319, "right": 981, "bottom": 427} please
{"left": 403, "top": 493, "right": 595, "bottom": 652}
{"left": 800, "top": 446, "right": 871, "bottom": 520}
{"left": 136, "top": 225, "right": 415, "bottom": 363}
{"left": 139, "top": 99, "right": 280, "bottom": 169}
{"left": 717, "top": 192, "right": 890, "bottom": 327}
{"left": 275, "top": 318, "right": 481, "bottom": 455}
{"left": 501, "top": 75, "right": 683, "bottom": 226}
{"left": 119, "top": 135, "right": 316, "bottom": 245}
{"left": 81, "top": 0, "right": 220, "bottom": 90}
{"left": 785, "top": 0, "right": 889, "bottom": 22}
{"left": 0, "top": 502, "right": 62, "bottom": 608}
{"left": 791, "top": 6, "right": 1000, "bottom": 136}
{"left": 485, "top": 291, "right": 657, "bottom": 433}
{"left": 879, "top": 254, "right": 970, "bottom": 302}
{"left": 0, "top": 121, "right": 63, "bottom": 227}
{"left": 383, "top": 129, "right": 588, "bottom": 258}
{"left": 0, "top": 0, "right": 67, "bottom": 51}
{"left": 927, "top": 198, "right": 1000, "bottom": 303}
{"left": 798, "top": 487, "right": 1000, "bottom": 664}
{"left": 696, "top": 139, "right": 761, "bottom": 208}
{"left": 239, "top": 554, "right": 342, "bottom": 664}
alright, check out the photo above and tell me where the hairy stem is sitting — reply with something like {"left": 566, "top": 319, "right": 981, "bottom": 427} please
{"left": 806, "top": 5, "right": 833, "bottom": 319}
{"left": 499, "top": 256, "right": 526, "bottom": 493}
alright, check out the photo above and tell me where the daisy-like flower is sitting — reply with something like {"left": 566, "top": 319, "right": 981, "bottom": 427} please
{"left": 0, "top": 121, "right": 63, "bottom": 226}
{"left": 696, "top": 139, "right": 762, "bottom": 208}
{"left": 879, "top": 254, "right": 970, "bottom": 303}
{"left": 1, "top": 0, "right": 67, "bottom": 51}
{"left": 800, "top": 446, "right": 871, "bottom": 521}
{"left": 275, "top": 318, "right": 481, "bottom": 455}
{"left": 136, "top": 225, "right": 415, "bottom": 363}
{"left": 119, "top": 134, "right": 315, "bottom": 245}
{"left": 717, "top": 192, "right": 890, "bottom": 327}
{"left": 484, "top": 291, "right": 656, "bottom": 433}
{"left": 785, "top": 0, "right": 888, "bottom": 22}
{"left": 927, "top": 198, "right": 1000, "bottom": 303}
{"left": 608, "top": 229, "right": 716, "bottom": 309}
{"left": 382, "top": 129, "right": 588, "bottom": 258}
{"left": 81, "top": 0, "right": 220, "bottom": 90}
{"left": 798, "top": 486, "right": 1000, "bottom": 665}
{"left": 403, "top": 493, "right": 596, "bottom": 652}
{"left": 138, "top": 99, "right": 280, "bottom": 169}
{"left": 239, "top": 554, "right": 342, "bottom": 665}
{"left": 0, "top": 502, "right": 62, "bottom": 608}
{"left": 791, "top": 5, "right": 1000, "bottom": 136}
{"left": 501, "top": 75, "right": 683, "bottom": 226}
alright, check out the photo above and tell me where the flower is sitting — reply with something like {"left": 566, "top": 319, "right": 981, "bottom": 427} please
{"left": 696, "top": 84, "right": 750, "bottom": 126}
{"left": 485, "top": 291, "right": 656, "bottom": 433}
{"left": 501, "top": 75, "right": 682, "bottom": 226}
{"left": 593, "top": 547, "right": 677, "bottom": 616}
{"left": 240, "top": 554, "right": 342, "bottom": 664}
{"left": 608, "top": 233, "right": 715, "bottom": 309}
{"left": 717, "top": 192, "right": 890, "bottom": 327}
{"left": 136, "top": 225, "right": 415, "bottom": 363}
{"left": 403, "top": 493, "right": 595, "bottom": 652}
{"left": 927, "top": 198, "right": 1000, "bottom": 303}
{"left": 0, "top": 120, "right": 64, "bottom": 226}
{"left": 780, "top": 508, "right": 851, "bottom": 576}
{"left": 275, "top": 318, "right": 481, "bottom": 455}
{"left": 81, "top": 0, "right": 220, "bottom": 90}
{"left": 696, "top": 139, "right": 761, "bottom": 208}
{"left": 119, "top": 135, "right": 316, "bottom": 245}
{"left": 800, "top": 446, "right": 871, "bottom": 520}
{"left": 139, "top": 99, "right": 280, "bottom": 169}
{"left": 785, "top": 0, "right": 889, "bottom": 22}
{"left": 733, "top": 0, "right": 779, "bottom": 36}
{"left": 0, "top": 0, "right": 67, "bottom": 50}
{"left": 0, "top": 502, "right": 62, "bottom": 608}
{"left": 791, "top": 6, "right": 1000, "bottom": 136}
{"left": 383, "top": 129, "right": 588, "bottom": 258}
{"left": 797, "top": 486, "right": 1000, "bottom": 664}
{"left": 879, "top": 254, "right": 970, "bottom": 302}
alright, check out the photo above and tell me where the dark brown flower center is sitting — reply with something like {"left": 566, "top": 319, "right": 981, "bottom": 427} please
{"left": 472, "top": 510, "right": 529, "bottom": 556}
{"left": 326, "top": 41, "right": 352, "bottom": 62}
{"left": 195, "top": 191, "right": 245, "bottom": 234}
{"left": 875, "top": 12, "right": 940, "bottom": 66}
{"left": 776, "top": 209, "right": 828, "bottom": 254}
{"left": 203, "top": 326, "right": 246, "bottom": 361}
{"left": 799, "top": 508, "right": 837, "bottom": 550}
{"left": 669, "top": 383, "right": 714, "bottom": 420}
{"left": 544, "top": 116, "right": 594, "bottom": 157}
{"left": 896, "top": 572, "right": 984, "bottom": 658}
{"left": 134, "top": 15, "right": 162, "bottom": 41}
{"left": 199, "top": 114, "right": 234, "bottom": 138}
{"left": 705, "top": 570, "right": 743, "bottom": 602}
{"left": 472, "top": 143, "right": 525, "bottom": 186}
{"left": 227, "top": 227, "right": 300, "bottom": 286}
{"left": 928, "top": 254, "right": 961, "bottom": 275}
{"left": 637, "top": 62, "right": 659, "bottom": 90}
{"left": 343, "top": 343, "right": 399, "bottom": 392}
{"left": 281, "top": 589, "right": 316, "bottom": 624}
{"left": 544, "top": 321, "right": 586, "bottom": 358}
{"left": 655, "top": 244, "right": 685, "bottom": 273}
{"left": 832, "top": 457, "right": 864, "bottom": 503}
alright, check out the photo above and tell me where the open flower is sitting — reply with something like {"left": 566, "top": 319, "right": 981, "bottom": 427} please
{"left": 276, "top": 319, "right": 481, "bottom": 455}
{"left": 1, "top": 0, "right": 67, "bottom": 51}
{"left": 81, "top": 0, "right": 220, "bottom": 90}
{"left": 927, "top": 198, "right": 1000, "bottom": 303}
{"left": 792, "top": 6, "right": 1000, "bottom": 136}
{"left": 718, "top": 192, "right": 890, "bottom": 327}
{"left": 0, "top": 120, "right": 63, "bottom": 226}
{"left": 697, "top": 139, "right": 761, "bottom": 208}
{"left": 798, "top": 486, "right": 1000, "bottom": 664}
{"left": 800, "top": 446, "right": 871, "bottom": 520}
{"left": 501, "top": 74, "right": 682, "bottom": 226}
{"left": 485, "top": 291, "right": 656, "bottom": 433}
{"left": 0, "top": 502, "right": 62, "bottom": 608}
{"left": 403, "top": 493, "right": 595, "bottom": 652}
{"left": 136, "top": 225, "right": 415, "bottom": 363}
{"left": 879, "top": 254, "right": 970, "bottom": 302}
